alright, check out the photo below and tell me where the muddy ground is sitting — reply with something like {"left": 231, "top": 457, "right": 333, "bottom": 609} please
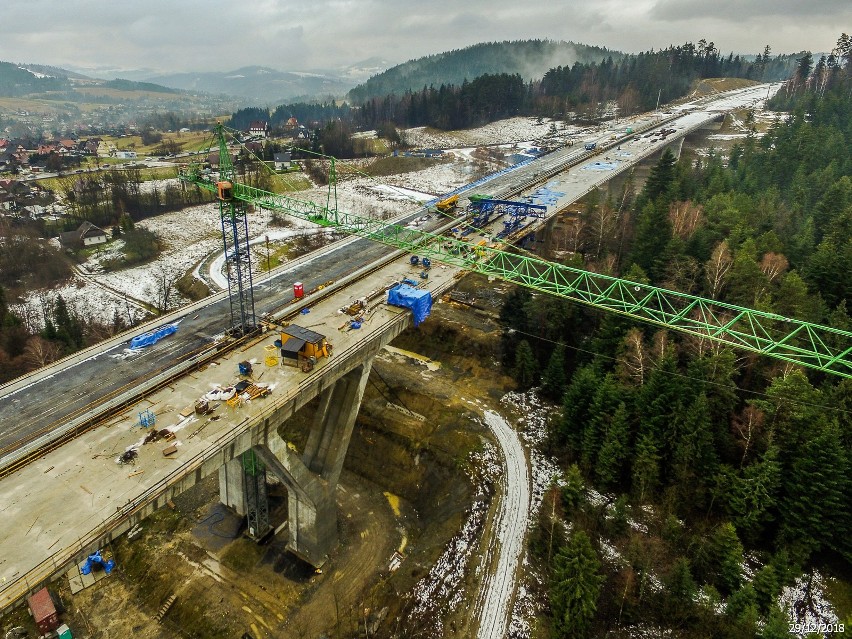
{"left": 4, "top": 121, "right": 756, "bottom": 639}
{"left": 1, "top": 276, "right": 515, "bottom": 639}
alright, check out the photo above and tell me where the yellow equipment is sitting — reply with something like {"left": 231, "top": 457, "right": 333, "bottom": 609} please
{"left": 434, "top": 195, "right": 459, "bottom": 213}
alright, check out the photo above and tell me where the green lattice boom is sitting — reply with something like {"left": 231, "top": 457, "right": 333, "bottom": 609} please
{"left": 180, "top": 153, "right": 852, "bottom": 379}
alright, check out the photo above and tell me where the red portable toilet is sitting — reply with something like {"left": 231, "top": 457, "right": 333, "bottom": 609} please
{"left": 27, "top": 587, "right": 59, "bottom": 633}
{"left": 294, "top": 282, "right": 304, "bottom": 299}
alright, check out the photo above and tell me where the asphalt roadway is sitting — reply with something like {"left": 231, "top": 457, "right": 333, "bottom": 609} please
{"left": 0, "top": 138, "right": 562, "bottom": 457}
{"left": 0, "top": 231, "right": 405, "bottom": 453}
{"left": 0, "top": 82, "right": 776, "bottom": 460}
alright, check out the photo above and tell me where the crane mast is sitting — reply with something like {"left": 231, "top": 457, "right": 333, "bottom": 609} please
{"left": 213, "top": 126, "right": 256, "bottom": 335}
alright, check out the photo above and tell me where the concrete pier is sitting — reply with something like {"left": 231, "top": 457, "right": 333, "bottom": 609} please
{"left": 217, "top": 362, "right": 373, "bottom": 564}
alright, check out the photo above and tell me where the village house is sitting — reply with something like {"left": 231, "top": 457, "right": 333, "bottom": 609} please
{"left": 97, "top": 140, "right": 118, "bottom": 157}
{"left": 273, "top": 152, "right": 292, "bottom": 171}
{"left": 207, "top": 150, "right": 237, "bottom": 170}
{"left": 59, "top": 221, "right": 108, "bottom": 248}
{"left": 0, "top": 146, "right": 15, "bottom": 172}
{"left": 248, "top": 121, "right": 269, "bottom": 138}
{"left": 0, "top": 179, "right": 35, "bottom": 210}
{"left": 81, "top": 139, "right": 101, "bottom": 155}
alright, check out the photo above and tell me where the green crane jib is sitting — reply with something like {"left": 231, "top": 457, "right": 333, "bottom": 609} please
{"left": 181, "top": 127, "right": 852, "bottom": 379}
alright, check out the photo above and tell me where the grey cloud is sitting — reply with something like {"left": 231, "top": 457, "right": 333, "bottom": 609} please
{"left": 649, "top": 0, "right": 849, "bottom": 21}
{"left": 0, "top": 0, "right": 847, "bottom": 74}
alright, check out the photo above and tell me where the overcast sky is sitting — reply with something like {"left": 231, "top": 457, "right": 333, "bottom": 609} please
{"left": 1, "top": 0, "right": 848, "bottom": 76}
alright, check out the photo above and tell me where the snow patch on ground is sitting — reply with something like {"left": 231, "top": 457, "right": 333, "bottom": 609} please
{"left": 11, "top": 274, "right": 148, "bottom": 332}
{"left": 780, "top": 572, "right": 839, "bottom": 638}
{"left": 403, "top": 441, "right": 498, "bottom": 636}
{"left": 498, "top": 389, "right": 563, "bottom": 639}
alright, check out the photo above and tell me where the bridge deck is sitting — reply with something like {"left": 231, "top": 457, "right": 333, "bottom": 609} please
{"left": 0, "top": 82, "right": 779, "bottom": 611}
{"left": 0, "top": 253, "right": 459, "bottom": 611}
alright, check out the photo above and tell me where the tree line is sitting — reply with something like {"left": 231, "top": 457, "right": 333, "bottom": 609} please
{"left": 356, "top": 42, "right": 799, "bottom": 131}
{"left": 57, "top": 168, "right": 210, "bottom": 232}
{"left": 347, "top": 40, "right": 621, "bottom": 104}
{"left": 504, "top": 34, "right": 851, "bottom": 638}
{"left": 228, "top": 39, "right": 803, "bottom": 158}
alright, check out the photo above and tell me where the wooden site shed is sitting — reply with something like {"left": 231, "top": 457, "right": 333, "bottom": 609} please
{"left": 280, "top": 325, "right": 330, "bottom": 368}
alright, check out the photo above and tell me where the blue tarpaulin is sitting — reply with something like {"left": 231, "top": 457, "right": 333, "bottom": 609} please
{"left": 129, "top": 323, "right": 178, "bottom": 349}
{"left": 387, "top": 284, "right": 432, "bottom": 326}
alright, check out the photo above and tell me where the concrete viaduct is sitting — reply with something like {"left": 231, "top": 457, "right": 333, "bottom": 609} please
{"left": 0, "top": 83, "right": 775, "bottom": 613}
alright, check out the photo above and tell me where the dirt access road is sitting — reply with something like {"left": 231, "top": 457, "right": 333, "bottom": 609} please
{"left": 475, "top": 409, "right": 530, "bottom": 638}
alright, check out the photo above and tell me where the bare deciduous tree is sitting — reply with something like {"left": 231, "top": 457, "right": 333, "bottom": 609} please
{"left": 617, "top": 327, "right": 649, "bottom": 385}
{"left": 732, "top": 405, "right": 765, "bottom": 467}
{"left": 652, "top": 330, "right": 673, "bottom": 363}
{"left": 146, "top": 266, "right": 182, "bottom": 314}
{"left": 759, "top": 252, "right": 789, "bottom": 283}
{"left": 24, "top": 336, "right": 62, "bottom": 369}
{"left": 669, "top": 200, "right": 704, "bottom": 240}
{"left": 705, "top": 240, "right": 733, "bottom": 299}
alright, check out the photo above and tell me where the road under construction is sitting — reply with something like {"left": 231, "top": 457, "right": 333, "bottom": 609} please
{"left": 2, "top": 83, "right": 849, "bottom": 631}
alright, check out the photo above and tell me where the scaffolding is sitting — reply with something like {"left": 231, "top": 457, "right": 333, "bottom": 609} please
{"left": 242, "top": 449, "right": 271, "bottom": 540}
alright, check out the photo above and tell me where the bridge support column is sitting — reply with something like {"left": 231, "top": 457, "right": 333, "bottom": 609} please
{"left": 218, "top": 452, "right": 272, "bottom": 540}
{"left": 255, "top": 360, "right": 373, "bottom": 565}
{"left": 218, "top": 457, "right": 247, "bottom": 516}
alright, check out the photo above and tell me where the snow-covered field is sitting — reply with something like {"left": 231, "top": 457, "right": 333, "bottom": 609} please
{"left": 404, "top": 116, "right": 582, "bottom": 149}
{"left": 14, "top": 119, "right": 560, "bottom": 327}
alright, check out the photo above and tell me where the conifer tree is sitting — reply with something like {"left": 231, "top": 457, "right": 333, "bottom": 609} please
{"left": 513, "top": 339, "right": 538, "bottom": 390}
{"left": 541, "top": 343, "right": 568, "bottom": 401}
{"left": 594, "top": 401, "right": 630, "bottom": 490}
{"left": 550, "top": 531, "right": 603, "bottom": 638}
{"left": 561, "top": 463, "right": 585, "bottom": 513}
{"left": 629, "top": 199, "right": 672, "bottom": 280}
{"left": 554, "top": 364, "right": 602, "bottom": 453}
{"left": 632, "top": 433, "right": 660, "bottom": 502}
{"left": 709, "top": 522, "right": 745, "bottom": 594}
{"left": 664, "top": 556, "right": 698, "bottom": 624}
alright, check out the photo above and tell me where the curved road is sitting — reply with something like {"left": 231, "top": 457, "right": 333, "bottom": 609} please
{"left": 477, "top": 410, "right": 530, "bottom": 639}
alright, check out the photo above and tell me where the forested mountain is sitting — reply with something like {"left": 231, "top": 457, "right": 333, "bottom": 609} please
{"left": 347, "top": 40, "right": 619, "bottom": 103}
{"left": 230, "top": 40, "right": 801, "bottom": 156}
{"left": 0, "top": 61, "right": 70, "bottom": 96}
{"left": 500, "top": 33, "right": 852, "bottom": 639}
{"left": 101, "top": 79, "right": 181, "bottom": 94}
{"left": 353, "top": 42, "right": 800, "bottom": 131}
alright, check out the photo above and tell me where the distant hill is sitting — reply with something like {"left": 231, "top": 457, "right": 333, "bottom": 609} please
{"left": 0, "top": 60, "right": 189, "bottom": 99}
{"left": 347, "top": 40, "right": 623, "bottom": 103}
{"left": 145, "top": 66, "right": 354, "bottom": 104}
{"left": 0, "top": 61, "right": 70, "bottom": 96}
{"left": 15, "top": 63, "right": 92, "bottom": 81}
{"left": 101, "top": 79, "right": 181, "bottom": 94}
{"left": 0, "top": 60, "right": 240, "bottom": 125}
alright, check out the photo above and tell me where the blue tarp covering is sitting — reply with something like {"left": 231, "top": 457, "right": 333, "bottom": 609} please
{"left": 81, "top": 550, "right": 115, "bottom": 575}
{"left": 387, "top": 284, "right": 432, "bottom": 327}
{"left": 129, "top": 323, "right": 178, "bottom": 349}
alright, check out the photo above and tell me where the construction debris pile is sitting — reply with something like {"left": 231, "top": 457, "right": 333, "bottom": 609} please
{"left": 143, "top": 428, "right": 175, "bottom": 445}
